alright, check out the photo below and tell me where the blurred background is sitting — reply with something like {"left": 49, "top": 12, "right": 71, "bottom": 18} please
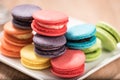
{"left": 0, "top": 0, "right": 120, "bottom": 31}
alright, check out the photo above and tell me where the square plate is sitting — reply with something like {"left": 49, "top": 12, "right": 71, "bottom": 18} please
{"left": 0, "top": 18, "right": 120, "bottom": 80}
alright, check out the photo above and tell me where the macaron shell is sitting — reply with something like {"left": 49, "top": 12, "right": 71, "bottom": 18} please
{"left": 11, "top": 4, "right": 41, "bottom": 21}
{"left": 21, "top": 58, "right": 50, "bottom": 69}
{"left": 96, "top": 27, "right": 117, "bottom": 51}
{"left": 51, "top": 49, "right": 85, "bottom": 70}
{"left": 51, "top": 64, "right": 84, "bottom": 78}
{"left": 96, "top": 22, "right": 120, "bottom": 42}
{"left": 86, "top": 48, "right": 102, "bottom": 62}
{"left": 66, "top": 24, "right": 96, "bottom": 40}
{"left": 31, "top": 21, "right": 67, "bottom": 36}
{"left": 4, "top": 22, "right": 32, "bottom": 35}
{"left": 66, "top": 36, "right": 96, "bottom": 49}
{"left": 33, "top": 10, "right": 68, "bottom": 24}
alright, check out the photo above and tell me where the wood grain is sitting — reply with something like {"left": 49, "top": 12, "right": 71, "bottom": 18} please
{"left": 0, "top": 0, "right": 120, "bottom": 79}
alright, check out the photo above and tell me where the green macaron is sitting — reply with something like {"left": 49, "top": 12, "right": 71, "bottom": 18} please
{"left": 86, "top": 48, "right": 102, "bottom": 62}
{"left": 82, "top": 38, "right": 102, "bottom": 62}
{"left": 96, "top": 22, "right": 120, "bottom": 51}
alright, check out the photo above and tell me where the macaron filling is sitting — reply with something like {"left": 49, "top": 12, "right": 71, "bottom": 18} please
{"left": 36, "top": 21, "right": 65, "bottom": 29}
{"left": 67, "top": 37, "right": 92, "bottom": 43}
{"left": 13, "top": 33, "right": 33, "bottom": 39}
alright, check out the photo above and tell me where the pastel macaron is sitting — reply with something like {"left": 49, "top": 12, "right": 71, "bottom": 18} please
{"left": 0, "top": 38, "right": 21, "bottom": 58}
{"left": 51, "top": 49, "right": 85, "bottom": 78}
{"left": 32, "top": 10, "right": 68, "bottom": 36}
{"left": 96, "top": 22, "right": 120, "bottom": 51}
{"left": 20, "top": 44, "right": 50, "bottom": 69}
{"left": 82, "top": 38, "right": 102, "bottom": 62}
{"left": 0, "top": 22, "right": 33, "bottom": 58}
{"left": 33, "top": 34, "right": 66, "bottom": 58}
{"left": 4, "top": 22, "right": 33, "bottom": 40}
{"left": 3, "top": 22, "right": 33, "bottom": 46}
{"left": 11, "top": 4, "right": 41, "bottom": 29}
{"left": 66, "top": 24, "right": 96, "bottom": 49}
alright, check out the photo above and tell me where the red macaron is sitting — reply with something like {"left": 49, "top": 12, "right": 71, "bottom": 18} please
{"left": 32, "top": 10, "right": 68, "bottom": 36}
{"left": 31, "top": 20, "right": 67, "bottom": 36}
{"left": 50, "top": 49, "right": 85, "bottom": 78}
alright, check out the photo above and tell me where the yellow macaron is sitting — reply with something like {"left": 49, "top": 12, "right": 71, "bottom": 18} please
{"left": 20, "top": 44, "right": 50, "bottom": 69}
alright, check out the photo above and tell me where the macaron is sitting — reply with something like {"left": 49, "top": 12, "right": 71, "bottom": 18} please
{"left": 11, "top": 4, "right": 41, "bottom": 29}
{"left": 4, "top": 32, "right": 33, "bottom": 44}
{"left": 96, "top": 22, "right": 120, "bottom": 51}
{"left": 4, "top": 22, "right": 33, "bottom": 40}
{"left": 20, "top": 44, "right": 50, "bottom": 69}
{"left": 0, "top": 38, "right": 21, "bottom": 58}
{"left": 1, "top": 38, "right": 23, "bottom": 52}
{"left": 0, "top": 32, "right": 32, "bottom": 58}
{"left": 32, "top": 10, "right": 68, "bottom": 36}
{"left": 33, "top": 34, "right": 66, "bottom": 58}
{"left": 0, "top": 45, "right": 20, "bottom": 58}
{"left": 66, "top": 24, "right": 96, "bottom": 49}
{"left": 82, "top": 38, "right": 102, "bottom": 62}
{"left": 51, "top": 49, "right": 85, "bottom": 78}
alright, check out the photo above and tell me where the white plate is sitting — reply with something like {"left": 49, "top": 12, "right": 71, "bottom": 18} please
{"left": 0, "top": 18, "right": 120, "bottom": 80}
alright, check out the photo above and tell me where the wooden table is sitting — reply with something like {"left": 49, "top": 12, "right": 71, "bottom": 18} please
{"left": 0, "top": 0, "right": 120, "bottom": 79}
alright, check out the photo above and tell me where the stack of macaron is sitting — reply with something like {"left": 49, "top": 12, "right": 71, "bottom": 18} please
{"left": 96, "top": 22, "right": 120, "bottom": 51}
{"left": 0, "top": 4, "right": 41, "bottom": 58}
{"left": 65, "top": 24, "right": 102, "bottom": 62}
{"left": 32, "top": 10, "right": 68, "bottom": 58}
